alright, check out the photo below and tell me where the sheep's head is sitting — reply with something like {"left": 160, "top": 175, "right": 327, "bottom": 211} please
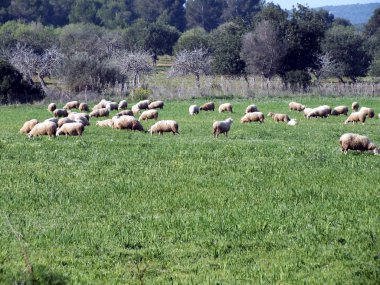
{"left": 267, "top": 112, "right": 273, "bottom": 117}
{"left": 373, "top": 148, "right": 380, "bottom": 155}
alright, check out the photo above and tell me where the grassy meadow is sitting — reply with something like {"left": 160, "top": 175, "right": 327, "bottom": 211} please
{"left": 0, "top": 96, "right": 380, "bottom": 284}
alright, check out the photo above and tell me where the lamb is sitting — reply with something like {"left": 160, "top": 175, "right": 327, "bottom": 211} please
{"left": 118, "top": 100, "right": 128, "bottom": 110}
{"left": 139, "top": 109, "right": 158, "bottom": 121}
{"left": 89, "top": 108, "right": 109, "bottom": 118}
{"left": 148, "top": 100, "right": 164, "bottom": 109}
{"left": 58, "top": 117, "right": 76, "bottom": 128}
{"left": 116, "top": 110, "right": 134, "bottom": 117}
{"left": 149, "top": 120, "right": 179, "bottom": 135}
{"left": 20, "top": 119, "right": 38, "bottom": 134}
{"left": 218, "top": 103, "right": 233, "bottom": 113}
{"left": 96, "top": 119, "right": 113, "bottom": 127}
{"left": 63, "top": 101, "right": 79, "bottom": 110}
{"left": 47, "top": 103, "right": 56, "bottom": 112}
{"left": 137, "top": 100, "right": 151, "bottom": 110}
{"left": 352, "top": 102, "right": 359, "bottom": 112}
{"left": 287, "top": 119, "right": 298, "bottom": 126}
{"left": 359, "top": 107, "right": 375, "bottom": 118}
{"left": 131, "top": 104, "right": 140, "bottom": 115}
{"left": 189, "top": 105, "right": 200, "bottom": 115}
{"left": 289, "top": 102, "right": 305, "bottom": 111}
{"left": 79, "top": 102, "right": 89, "bottom": 112}
{"left": 331, "top": 105, "right": 349, "bottom": 116}
{"left": 28, "top": 121, "right": 57, "bottom": 138}
{"left": 213, "top": 118, "right": 233, "bottom": 138}
{"left": 56, "top": 122, "right": 85, "bottom": 136}
{"left": 245, "top": 104, "right": 259, "bottom": 113}
{"left": 53, "top": 109, "right": 69, "bottom": 118}
{"left": 200, "top": 102, "right": 215, "bottom": 111}
{"left": 339, "top": 133, "right": 380, "bottom": 155}
{"left": 240, "top": 112, "right": 264, "bottom": 123}
{"left": 267, "top": 112, "right": 290, "bottom": 123}
{"left": 306, "top": 105, "right": 331, "bottom": 119}
{"left": 106, "top": 101, "right": 118, "bottom": 111}
{"left": 344, "top": 112, "right": 367, "bottom": 124}
{"left": 303, "top": 107, "right": 313, "bottom": 118}
{"left": 112, "top": 115, "right": 145, "bottom": 131}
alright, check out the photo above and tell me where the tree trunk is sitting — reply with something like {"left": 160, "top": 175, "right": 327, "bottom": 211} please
{"left": 37, "top": 73, "right": 48, "bottom": 92}
{"left": 195, "top": 74, "right": 200, "bottom": 89}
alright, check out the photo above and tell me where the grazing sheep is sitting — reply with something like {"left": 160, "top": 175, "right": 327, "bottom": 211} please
{"left": 218, "top": 103, "right": 233, "bottom": 113}
{"left": 287, "top": 119, "right": 298, "bottom": 126}
{"left": 352, "top": 102, "right": 359, "bottom": 112}
{"left": 79, "top": 102, "right": 89, "bottom": 112}
{"left": 118, "top": 100, "right": 128, "bottom": 110}
{"left": 149, "top": 120, "right": 179, "bottom": 135}
{"left": 289, "top": 102, "right": 305, "bottom": 111}
{"left": 359, "top": 107, "right": 375, "bottom": 118}
{"left": 189, "top": 105, "right": 200, "bottom": 115}
{"left": 139, "top": 109, "right": 158, "bottom": 121}
{"left": 116, "top": 110, "right": 134, "bottom": 117}
{"left": 56, "top": 122, "right": 84, "bottom": 136}
{"left": 58, "top": 117, "right": 76, "bottom": 128}
{"left": 339, "top": 133, "right": 380, "bottom": 154}
{"left": 137, "top": 100, "right": 151, "bottom": 110}
{"left": 63, "top": 101, "right": 79, "bottom": 110}
{"left": 303, "top": 107, "right": 313, "bottom": 118}
{"left": 245, "top": 104, "right": 259, "bottom": 114}
{"left": 92, "top": 103, "right": 104, "bottom": 110}
{"left": 240, "top": 112, "right": 264, "bottom": 123}
{"left": 75, "top": 116, "right": 90, "bottom": 126}
{"left": 213, "top": 118, "right": 233, "bottom": 138}
{"left": 20, "top": 119, "right": 38, "bottom": 134}
{"left": 331, "top": 105, "right": 349, "bottom": 116}
{"left": 53, "top": 109, "right": 69, "bottom": 118}
{"left": 106, "top": 102, "right": 118, "bottom": 111}
{"left": 131, "top": 104, "right": 140, "bottom": 115}
{"left": 148, "top": 100, "right": 164, "bottom": 109}
{"left": 200, "top": 102, "right": 215, "bottom": 111}
{"left": 28, "top": 121, "right": 57, "bottom": 138}
{"left": 268, "top": 112, "right": 290, "bottom": 123}
{"left": 47, "top": 103, "right": 56, "bottom": 112}
{"left": 344, "top": 112, "right": 367, "bottom": 125}
{"left": 68, "top": 112, "right": 90, "bottom": 121}
{"left": 112, "top": 115, "right": 145, "bottom": 131}
{"left": 96, "top": 119, "right": 113, "bottom": 127}
{"left": 306, "top": 105, "right": 331, "bottom": 119}
{"left": 89, "top": 108, "right": 109, "bottom": 118}
{"left": 44, "top": 117, "right": 58, "bottom": 125}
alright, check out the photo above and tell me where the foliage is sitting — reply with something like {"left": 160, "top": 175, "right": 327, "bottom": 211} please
{"left": 144, "top": 23, "right": 181, "bottom": 55}
{"left": 222, "top": 0, "right": 263, "bottom": 24}
{"left": 173, "top": 27, "right": 210, "bottom": 54}
{"left": 282, "top": 69, "right": 311, "bottom": 92}
{"left": 0, "top": 59, "right": 44, "bottom": 104}
{"left": 131, "top": 86, "right": 152, "bottom": 101}
{"left": 185, "top": 0, "right": 226, "bottom": 32}
{"left": 369, "top": 51, "right": 380, "bottom": 77}
{"left": 364, "top": 8, "right": 380, "bottom": 36}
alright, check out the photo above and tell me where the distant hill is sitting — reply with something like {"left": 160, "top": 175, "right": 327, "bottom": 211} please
{"left": 317, "top": 2, "right": 380, "bottom": 25}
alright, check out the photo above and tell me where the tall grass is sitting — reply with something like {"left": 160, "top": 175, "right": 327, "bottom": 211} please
{"left": 0, "top": 97, "right": 379, "bottom": 284}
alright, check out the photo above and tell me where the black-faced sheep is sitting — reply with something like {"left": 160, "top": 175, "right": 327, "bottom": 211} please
{"left": 189, "top": 105, "right": 200, "bottom": 115}
{"left": 213, "top": 118, "right": 233, "bottom": 138}
{"left": 79, "top": 102, "right": 89, "bottom": 112}
{"left": 331, "top": 106, "right": 349, "bottom": 116}
{"left": 268, "top": 112, "right": 290, "bottom": 123}
{"left": 139, "top": 109, "right": 158, "bottom": 121}
{"left": 118, "top": 100, "right": 128, "bottom": 110}
{"left": 56, "top": 122, "right": 85, "bottom": 136}
{"left": 106, "top": 102, "right": 118, "bottom": 111}
{"left": 245, "top": 104, "right": 259, "bottom": 114}
{"left": 344, "top": 112, "right": 367, "bottom": 124}
{"left": 352, "top": 102, "right": 359, "bottom": 112}
{"left": 200, "top": 102, "right": 215, "bottom": 111}
{"left": 28, "top": 121, "right": 57, "bottom": 138}
{"left": 218, "top": 103, "right": 233, "bottom": 113}
{"left": 47, "top": 103, "right": 56, "bottom": 112}
{"left": 240, "top": 112, "right": 264, "bottom": 123}
{"left": 339, "top": 133, "right": 380, "bottom": 154}
{"left": 149, "top": 120, "right": 179, "bottom": 135}
{"left": 148, "top": 100, "right": 164, "bottom": 109}
{"left": 20, "top": 119, "right": 38, "bottom": 134}
{"left": 359, "top": 107, "right": 375, "bottom": 118}
{"left": 289, "top": 102, "right": 305, "bottom": 111}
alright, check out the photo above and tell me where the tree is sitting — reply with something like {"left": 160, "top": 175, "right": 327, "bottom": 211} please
{"left": 322, "top": 25, "right": 370, "bottom": 82}
{"left": 168, "top": 48, "right": 211, "bottom": 88}
{"left": 143, "top": 23, "right": 180, "bottom": 55}
{"left": 174, "top": 27, "right": 210, "bottom": 54}
{"left": 364, "top": 8, "right": 380, "bottom": 37}
{"left": 0, "top": 59, "right": 44, "bottom": 104}
{"left": 311, "top": 52, "right": 339, "bottom": 84}
{"left": 241, "top": 20, "right": 286, "bottom": 81}
{"left": 209, "top": 22, "right": 246, "bottom": 76}
{"left": 222, "top": 0, "right": 262, "bottom": 23}
{"left": 185, "top": 0, "right": 226, "bottom": 32}
{"left": 96, "top": 0, "right": 135, "bottom": 29}
{"left": 69, "top": 0, "right": 101, "bottom": 25}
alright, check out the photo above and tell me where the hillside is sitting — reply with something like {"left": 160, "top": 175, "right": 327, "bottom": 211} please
{"left": 317, "top": 2, "right": 380, "bottom": 25}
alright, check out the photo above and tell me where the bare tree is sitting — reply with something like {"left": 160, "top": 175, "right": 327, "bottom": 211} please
{"left": 311, "top": 52, "right": 340, "bottom": 85}
{"left": 113, "top": 50, "right": 153, "bottom": 90}
{"left": 168, "top": 48, "right": 211, "bottom": 88}
{"left": 4, "top": 43, "right": 63, "bottom": 91}
{"left": 241, "top": 20, "right": 286, "bottom": 87}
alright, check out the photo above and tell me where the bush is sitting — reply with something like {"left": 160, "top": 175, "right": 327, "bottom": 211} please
{"left": 282, "top": 70, "right": 311, "bottom": 92}
{"left": 132, "top": 87, "right": 152, "bottom": 101}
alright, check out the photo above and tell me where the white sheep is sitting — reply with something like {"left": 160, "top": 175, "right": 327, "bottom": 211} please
{"left": 213, "top": 118, "right": 233, "bottom": 138}
{"left": 47, "top": 103, "right": 56, "bottom": 112}
{"left": 118, "top": 100, "right": 128, "bottom": 110}
{"left": 245, "top": 104, "right": 258, "bottom": 114}
{"left": 189, "top": 105, "right": 200, "bottom": 115}
{"left": 331, "top": 105, "right": 349, "bottom": 116}
{"left": 339, "top": 133, "right": 380, "bottom": 154}
{"left": 303, "top": 107, "right": 313, "bottom": 117}
{"left": 287, "top": 119, "right": 298, "bottom": 126}
{"left": 149, "top": 120, "right": 179, "bottom": 135}
{"left": 359, "top": 107, "right": 375, "bottom": 118}
{"left": 148, "top": 100, "right": 164, "bottom": 109}
{"left": 112, "top": 115, "right": 145, "bottom": 131}
{"left": 56, "top": 122, "right": 85, "bottom": 136}
{"left": 139, "top": 109, "right": 158, "bottom": 121}
{"left": 218, "top": 103, "right": 233, "bottom": 113}
{"left": 28, "top": 121, "right": 57, "bottom": 138}
{"left": 89, "top": 108, "right": 109, "bottom": 118}
{"left": 240, "top": 112, "right": 264, "bottom": 123}
{"left": 131, "top": 104, "right": 140, "bottom": 115}
{"left": 96, "top": 119, "right": 113, "bottom": 127}
{"left": 20, "top": 119, "right": 38, "bottom": 134}
{"left": 58, "top": 117, "right": 76, "bottom": 128}
{"left": 344, "top": 112, "right": 367, "bottom": 124}
{"left": 306, "top": 105, "right": 331, "bottom": 119}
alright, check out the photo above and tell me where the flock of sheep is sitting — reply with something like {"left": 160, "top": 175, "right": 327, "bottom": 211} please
{"left": 19, "top": 98, "right": 380, "bottom": 155}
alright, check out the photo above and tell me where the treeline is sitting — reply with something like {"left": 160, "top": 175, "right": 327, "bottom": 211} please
{"left": 0, "top": 2, "right": 380, "bottom": 104}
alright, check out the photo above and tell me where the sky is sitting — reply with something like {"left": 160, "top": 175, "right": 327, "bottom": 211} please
{"left": 267, "top": 0, "right": 380, "bottom": 10}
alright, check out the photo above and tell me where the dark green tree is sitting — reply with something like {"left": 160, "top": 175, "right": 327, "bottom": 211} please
{"left": 143, "top": 23, "right": 180, "bottom": 55}
{"left": 96, "top": 0, "right": 135, "bottom": 29}
{"left": 222, "top": 0, "right": 263, "bottom": 23}
{"left": 69, "top": 0, "right": 101, "bottom": 25}
{"left": 364, "top": 8, "right": 380, "bottom": 37}
{"left": 174, "top": 27, "right": 210, "bottom": 54}
{"left": 185, "top": 0, "right": 226, "bottom": 32}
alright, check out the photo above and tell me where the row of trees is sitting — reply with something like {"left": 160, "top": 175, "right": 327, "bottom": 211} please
{"left": 0, "top": 3, "right": 380, "bottom": 103}
{"left": 0, "top": 0, "right": 263, "bottom": 31}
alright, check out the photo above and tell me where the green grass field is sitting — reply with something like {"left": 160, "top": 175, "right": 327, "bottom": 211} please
{"left": 1, "top": 97, "right": 379, "bottom": 284}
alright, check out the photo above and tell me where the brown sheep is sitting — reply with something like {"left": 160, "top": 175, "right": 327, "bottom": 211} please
{"left": 47, "top": 103, "right": 56, "bottom": 112}
{"left": 339, "top": 133, "right": 380, "bottom": 154}
{"left": 79, "top": 102, "right": 89, "bottom": 112}
{"left": 289, "top": 102, "right": 305, "bottom": 111}
{"left": 268, "top": 112, "right": 290, "bottom": 123}
{"left": 218, "top": 103, "right": 233, "bottom": 113}
{"left": 240, "top": 112, "right": 264, "bottom": 123}
{"left": 148, "top": 100, "right": 164, "bottom": 109}
{"left": 63, "top": 101, "right": 79, "bottom": 110}
{"left": 20, "top": 119, "right": 39, "bottom": 134}
{"left": 200, "top": 102, "right": 215, "bottom": 111}
{"left": 53, "top": 109, "right": 69, "bottom": 118}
